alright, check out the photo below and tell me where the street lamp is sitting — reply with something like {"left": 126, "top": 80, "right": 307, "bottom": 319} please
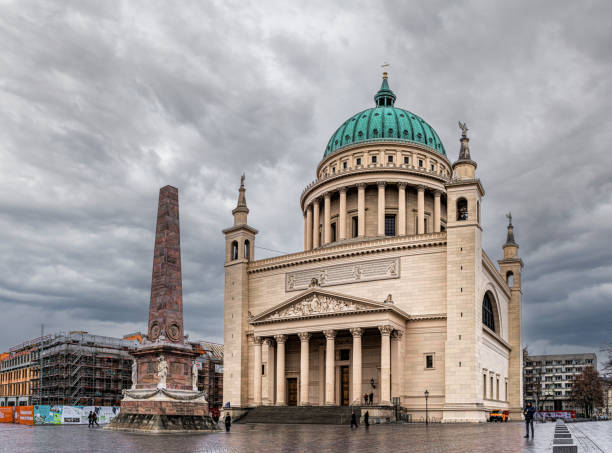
{"left": 424, "top": 390, "right": 429, "bottom": 425}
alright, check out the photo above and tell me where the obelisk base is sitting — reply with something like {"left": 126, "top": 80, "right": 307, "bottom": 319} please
{"left": 107, "top": 388, "right": 218, "bottom": 433}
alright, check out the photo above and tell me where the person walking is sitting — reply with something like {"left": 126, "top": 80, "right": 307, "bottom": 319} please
{"left": 350, "top": 411, "right": 358, "bottom": 428}
{"left": 92, "top": 411, "right": 99, "bottom": 427}
{"left": 369, "top": 392, "right": 374, "bottom": 406}
{"left": 224, "top": 413, "right": 232, "bottom": 432}
{"left": 523, "top": 402, "right": 535, "bottom": 438}
{"left": 364, "top": 411, "right": 369, "bottom": 428}
{"left": 87, "top": 411, "right": 93, "bottom": 428}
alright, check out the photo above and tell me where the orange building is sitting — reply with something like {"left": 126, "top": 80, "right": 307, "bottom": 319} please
{"left": 0, "top": 347, "right": 37, "bottom": 406}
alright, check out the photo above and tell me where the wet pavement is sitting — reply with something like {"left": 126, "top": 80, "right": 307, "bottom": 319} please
{"left": 0, "top": 420, "right": 609, "bottom": 452}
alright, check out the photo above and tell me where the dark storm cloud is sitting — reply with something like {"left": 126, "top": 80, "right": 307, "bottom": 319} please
{"left": 0, "top": 0, "right": 610, "bottom": 365}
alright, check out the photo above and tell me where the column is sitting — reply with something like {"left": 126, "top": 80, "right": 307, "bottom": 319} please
{"left": 323, "top": 192, "right": 331, "bottom": 244}
{"left": 339, "top": 188, "right": 347, "bottom": 241}
{"left": 274, "top": 335, "right": 287, "bottom": 405}
{"left": 303, "top": 213, "right": 307, "bottom": 250}
{"left": 357, "top": 183, "right": 366, "bottom": 237}
{"left": 298, "top": 332, "right": 311, "bottom": 405}
{"left": 305, "top": 205, "right": 313, "bottom": 251}
{"left": 434, "top": 190, "right": 441, "bottom": 233}
{"left": 312, "top": 199, "right": 320, "bottom": 248}
{"left": 398, "top": 183, "right": 407, "bottom": 236}
{"left": 350, "top": 328, "right": 362, "bottom": 405}
{"left": 391, "top": 330, "right": 403, "bottom": 399}
{"left": 417, "top": 185, "right": 425, "bottom": 235}
{"left": 253, "top": 336, "right": 263, "bottom": 406}
{"left": 323, "top": 330, "right": 336, "bottom": 405}
{"left": 264, "top": 338, "right": 275, "bottom": 405}
{"left": 377, "top": 182, "right": 386, "bottom": 236}
{"left": 378, "top": 325, "right": 392, "bottom": 405}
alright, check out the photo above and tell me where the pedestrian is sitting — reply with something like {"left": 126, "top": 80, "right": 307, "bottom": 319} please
{"left": 224, "top": 413, "right": 231, "bottom": 432}
{"left": 523, "top": 402, "right": 535, "bottom": 438}
{"left": 364, "top": 411, "right": 369, "bottom": 428}
{"left": 350, "top": 411, "right": 358, "bottom": 428}
{"left": 369, "top": 392, "right": 374, "bottom": 406}
{"left": 92, "top": 411, "right": 99, "bottom": 427}
{"left": 364, "top": 393, "right": 368, "bottom": 406}
{"left": 87, "top": 411, "right": 93, "bottom": 428}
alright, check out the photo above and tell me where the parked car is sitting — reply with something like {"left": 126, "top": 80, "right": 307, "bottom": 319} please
{"left": 489, "top": 410, "right": 509, "bottom": 422}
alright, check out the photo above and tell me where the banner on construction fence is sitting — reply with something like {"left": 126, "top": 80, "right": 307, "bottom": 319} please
{"left": 0, "top": 406, "right": 13, "bottom": 423}
{"left": 14, "top": 406, "right": 34, "bottom": 425}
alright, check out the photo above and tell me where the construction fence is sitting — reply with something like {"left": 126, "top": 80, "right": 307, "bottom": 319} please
{"left": 0, "top": 405, "right": 120, "bottom": 425}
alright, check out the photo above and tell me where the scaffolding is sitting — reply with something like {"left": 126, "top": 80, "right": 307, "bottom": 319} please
{"left": 30, "top": 332, "right": 138, "bottom": 406}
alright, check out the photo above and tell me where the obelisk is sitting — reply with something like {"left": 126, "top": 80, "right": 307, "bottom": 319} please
{"left": 108, "top": 186, "right": 216, "bottom": 433}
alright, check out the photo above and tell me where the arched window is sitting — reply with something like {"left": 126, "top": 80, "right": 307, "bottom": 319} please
{"left": 231, "top": 241, "right": 238, "bottom": 261}
{"left": 482, "top": 292, "right": 496, "bottom": 332}
{"left": 244, "top": 239, "right": 250, "bottom": 260}
{"left": 506, "top": 271, "right": 514, "bottom": 287}
{"left": 457, "top": 198, "right": 468, "bottom": 221}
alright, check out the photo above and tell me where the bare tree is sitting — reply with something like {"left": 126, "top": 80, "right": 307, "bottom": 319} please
{"left": 570, "top": 366, "right": 603, "bottom": 418}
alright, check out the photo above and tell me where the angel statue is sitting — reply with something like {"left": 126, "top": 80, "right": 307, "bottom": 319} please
{"left": 131, "top": 359, "right": 137, "bottom": 390}
{"left": 458, "top": 121, "right": 468, "bottom": 137}
{"left": 192, "top": 360, "right": 199, "bottom": 391}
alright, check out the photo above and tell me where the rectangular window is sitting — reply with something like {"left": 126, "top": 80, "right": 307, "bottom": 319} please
{"left": 424, "top": 217, "right": 428, "bottom": 233}
{"left": 418, "top": 159, "right": 424, "bottom": 167}
{"left": 384, "top": 214, "right": 396, "bottom": 236}
{"left": 483, "top": 374, "right": 487, "bottom": 399}
{"left": 351, "top": 217, "right": 359, "bottom": 238}
{"left": 356, "top": 157, "right": 361, "bottom": 166}
{"left": 404, "top": 156, "right": 409, "bottom": 164}
{"left": 387, "top": 155, "right": 393, "bottom": 163}
{"left": 496, "top": 378, "right": 500, "bottom": 400}
{"left": 490, "top": 376, "right": 494, "bottom": 399}
{"left": 340, "top": 349, "right": 350, "bottom": 361}
{"left": 331, "top": 222, "right": 337, "bottom": 242}
{"left": 262, "top": 364, "right": 265, "bottom": 376}
{"left": 371, "top": 155, "right": 377, "bottom": 164}
{"left": 332, "top": 167, "right": 336, "bottom": 174}
{"left": 425, "top": 355, "right": 434, "bottom": 369}
{"left": 343, "top": 161, "right": 347, "bottom": 169}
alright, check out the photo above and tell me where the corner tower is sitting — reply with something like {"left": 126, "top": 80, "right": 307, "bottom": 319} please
{"left": 223, "top": 175, "right": 257, "bottom": 408}
{"left": 498, "top": 214, "right": 523, "bottom": 420}
{"left": 443, "top": 124, "right": 486, "bottom": 422}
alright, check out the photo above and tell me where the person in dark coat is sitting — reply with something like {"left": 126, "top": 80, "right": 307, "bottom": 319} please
{"left": 88, "top": 411, "right": 93, "bottom": 428}
{"left": 369, "top": 392, "right": 374, "bottom": 406}
{"left": 364, "top": 411, "right": 369, "bottom": 428}
{"left": 350, "top": 411, "right": 358, "bottom": 428}
{"left": 224, "top": 413, "right": 231, "bottom": 432}
{"left": 92, "top": 411, "right": 99, "bottom": 427}
{"left": 523, "top": 402, "right": 535, "bottom": 438}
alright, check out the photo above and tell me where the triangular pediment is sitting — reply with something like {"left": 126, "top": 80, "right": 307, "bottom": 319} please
{"left": 250, "top": 288, "right": 397, "bottom": 324}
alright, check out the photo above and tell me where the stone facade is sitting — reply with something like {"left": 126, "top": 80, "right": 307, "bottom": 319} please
{"left": 223, "top": 76, "right": 524, "bottom": 423}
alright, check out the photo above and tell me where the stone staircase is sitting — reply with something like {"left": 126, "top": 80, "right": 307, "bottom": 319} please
{"left": 237, "top": 406, "right": 360, "bottom": 425}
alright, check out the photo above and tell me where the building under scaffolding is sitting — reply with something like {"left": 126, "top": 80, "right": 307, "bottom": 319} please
{"left": 30, "top": 332, "right": 139, "bottom": 407}
{"left": 194, "top": 341, "right": 223, "bottom": 409}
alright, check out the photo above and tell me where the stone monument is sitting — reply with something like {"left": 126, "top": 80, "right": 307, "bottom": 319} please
{"left": 108, "top": 185, "right": 216, "bottom": 433}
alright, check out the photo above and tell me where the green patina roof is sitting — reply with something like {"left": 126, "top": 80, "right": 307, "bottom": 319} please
{"left": 324, "top": 75, "right": 446, "bottom": 158}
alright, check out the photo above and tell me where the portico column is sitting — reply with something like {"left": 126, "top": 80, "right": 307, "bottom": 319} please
{"left": 298, "top": 332, "right": 311, "bottom": 405}
{"left": 274, "top": 334, "right": 287, "bottom": 405}
{"left": 312, "top": 199, "right": 320, "bottom": 248}
{"left": 377, "top": 182, "right": 386, "bottom": 236}
{"left": 323, "top": 192, "right": 331, "bottom": 244}
{"left": 323, "top": 330, "right": 336, "bottom": 405}
{"left": 417, "top": 185, "right": 425, "bottom": 234}
{"left": 398, "top": 183, "right": 407, "bottom": 236}
{"left": 433, "top": 190, "right": 441, "bottom": 233}
{"left": 357, "top": 183, "right": 366, "bottom": 237}
{"left": 305, "top": 206, "right": 313, "bottom": 251}
{"left": 378, "top": 326, "right": 392, "bottom": 405}
{"left": 350, "top": 328, "right": 363, "bottom": 405}
{"left": 339, "top": 188, "right": 347, "bottom": 241}
{"left": 391, "top": 330, "right": 403, "bottom": 399}
{"left": 253, "top": 336, "right": 263, "bottom": 406}
{"left": 264, "top": 338, "right": 275, "bottom": 405}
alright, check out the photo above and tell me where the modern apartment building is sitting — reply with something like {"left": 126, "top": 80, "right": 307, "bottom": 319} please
{"left": 523, "top": 352, "right": 597, "bottom": 411}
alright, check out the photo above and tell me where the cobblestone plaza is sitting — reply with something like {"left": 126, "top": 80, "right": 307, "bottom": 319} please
{"left": 1, "top": 421, "right": 610, "bottom": 453}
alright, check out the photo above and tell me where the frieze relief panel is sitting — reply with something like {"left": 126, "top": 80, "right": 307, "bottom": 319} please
{"left": 285, "top": 257, "right": 400, "bottom": 292}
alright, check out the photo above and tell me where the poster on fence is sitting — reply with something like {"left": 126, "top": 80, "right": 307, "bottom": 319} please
{"left": 34, "top": 405, "right": 63, "bottom": 425}
{"left": 0, "top": 407, "right": 13, "bottom": 423}
{"left": 15, "top": 406, "right": 35, "bottom": 425}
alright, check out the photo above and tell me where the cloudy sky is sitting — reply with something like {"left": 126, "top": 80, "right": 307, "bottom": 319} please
{"left": 0, "top": 0, "right": 610, "bottom": 366}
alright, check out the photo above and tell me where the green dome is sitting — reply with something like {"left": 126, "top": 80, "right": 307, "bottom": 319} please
{"left": 324, "top": 75, "right": 446, "bottom": 158}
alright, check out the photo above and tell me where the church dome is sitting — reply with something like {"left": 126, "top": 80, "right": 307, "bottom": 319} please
{"left": 324, "top": 75, "right": 446, "bottom": 158}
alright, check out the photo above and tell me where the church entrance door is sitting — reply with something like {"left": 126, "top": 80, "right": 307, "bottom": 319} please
{"left": 340, "top": 366, "right": 350, "bottom": 406}
{"left": 287, "top": 378, "right": 298, "bottom": 406}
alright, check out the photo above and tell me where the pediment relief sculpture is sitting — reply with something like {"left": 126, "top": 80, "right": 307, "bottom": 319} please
{"left": 267, "top": 294, "right": 370, "bottom": 320}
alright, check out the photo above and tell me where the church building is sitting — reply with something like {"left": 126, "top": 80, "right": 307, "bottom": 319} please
{"left": 223, "top": 73, "right": 523, "bottom": 422}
